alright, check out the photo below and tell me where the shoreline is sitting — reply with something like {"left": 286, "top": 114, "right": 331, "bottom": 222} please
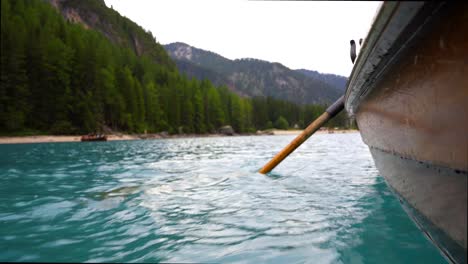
{"left": 0, "top": 129, "right": 359, "bottom": 144}
{"left": 268, "top": 129, "right": 358, "bottom": 135}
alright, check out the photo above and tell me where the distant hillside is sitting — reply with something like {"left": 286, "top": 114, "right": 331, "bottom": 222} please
{"left": 48, "top": 0, "right": 175, "bottom": 70}
{"left": 1, "top": 0, "right": 353, "bottom": 135}
{"left": 164, "top": 42, "right": 344, "bottom": 105}
{"left": 295, "top": 69, "right": 348, "bottom": 91}
{"left": 46, "top": 0, "right": 346, "bottom": 106}
{"left": 172, "top": 59, "right": 236, "bottom": 93}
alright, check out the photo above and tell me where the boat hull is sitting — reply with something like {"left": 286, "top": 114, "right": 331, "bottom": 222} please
{"left": 345, "top": 2, "right": 468, "bottom": 263}
{"left": 369, "top": 147, "right": 466, "bottom": 263}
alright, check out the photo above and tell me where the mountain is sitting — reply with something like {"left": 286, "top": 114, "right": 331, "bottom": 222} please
{"left": 2, "top": 0, "right": 355, "bottom": 136}
{"left": 295, "top": 69, "right": 348, "bottom": 91}
{"left": 48, "top": 1, "right": 346, "bottom": 106}
{"left": 164, "top": 42, "right": 344, "bottom": 105}
{"left": 47, "top": 0, "right": 175, "bottom": 70}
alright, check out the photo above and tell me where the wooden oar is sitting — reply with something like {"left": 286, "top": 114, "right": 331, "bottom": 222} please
{"left": 259, "top": 95, "right": 345, "bottom": 174}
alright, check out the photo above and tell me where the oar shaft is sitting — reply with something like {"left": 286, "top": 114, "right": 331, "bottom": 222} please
{"left": 259, "top": 95, "right": 345, "bottom": 174}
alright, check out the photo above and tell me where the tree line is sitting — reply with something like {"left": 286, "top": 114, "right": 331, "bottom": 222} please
{"left": 0, "top": 0, "right": 352, "bottom": 135}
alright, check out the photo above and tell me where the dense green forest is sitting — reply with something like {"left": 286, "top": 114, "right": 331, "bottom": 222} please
{"left": 0, "top": 0, "right": 351, "bottom": 135}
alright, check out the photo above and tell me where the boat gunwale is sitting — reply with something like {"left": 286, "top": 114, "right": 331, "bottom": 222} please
{"left": 343, "top": 2, "right": 447, "bottom": 116}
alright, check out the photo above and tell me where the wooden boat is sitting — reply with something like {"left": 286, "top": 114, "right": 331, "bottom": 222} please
{"left": 345, "top": 2, "right": 467, "bottom": 263}
{"left": 80, "top": 134, "right": 107, "bottom": 142}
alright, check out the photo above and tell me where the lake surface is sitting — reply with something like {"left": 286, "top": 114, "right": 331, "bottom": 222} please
{"left": 0, "top": 133, "right": 446, "bottom": 263}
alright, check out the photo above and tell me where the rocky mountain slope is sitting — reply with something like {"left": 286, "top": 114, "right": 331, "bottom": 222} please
{"left": 47, "top": 0, "right": 347, "bottom": 106}
{"left": 164, "top": 42, "right": 346, "bottom": 105}
{"left": 295, "top": 69, "right": 348, "bottom": 91}
{"left": 48, "top": 0, "right": 175, "bottom": 70}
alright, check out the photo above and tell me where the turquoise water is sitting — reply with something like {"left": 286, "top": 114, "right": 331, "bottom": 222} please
{"left": 0, "top": 133, "right": 446, "bottom": 263}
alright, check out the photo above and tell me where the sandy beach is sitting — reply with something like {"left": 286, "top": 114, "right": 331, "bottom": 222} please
{"left": 0, "top": 129, "right": 359, "bottom": 144}
{"left": 0, "top": 134, "right": 140, "bottom": 144}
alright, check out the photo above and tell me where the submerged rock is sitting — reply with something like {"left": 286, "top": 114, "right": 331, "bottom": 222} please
{"left": 90, "top": 186, "right": 140, "bottom": 201}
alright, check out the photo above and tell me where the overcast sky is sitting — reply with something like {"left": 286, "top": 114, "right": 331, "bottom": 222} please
{"left": 103, "top": 0, "right": 381, "bottom": 77}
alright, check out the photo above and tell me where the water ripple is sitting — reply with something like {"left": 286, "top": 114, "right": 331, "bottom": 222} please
{"left": 0, "top": 134, "right": 446, "bottom": 263}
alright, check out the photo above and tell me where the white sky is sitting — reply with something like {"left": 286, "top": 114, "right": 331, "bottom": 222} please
{"left": 103, "top": 0, "right": 381, "bottom": 77}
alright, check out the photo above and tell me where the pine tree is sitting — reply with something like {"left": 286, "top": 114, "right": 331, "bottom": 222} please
{"left": 0, "top": 0, "right": 352, "bottom": 135}
{"left": 206, "top": 87, "right": 225, "bottom": 130}
{"left": 274, "top": 116, "right": 289, "bottom": 130}
{"left": 0, "top": 5, "right": 30, "bottom": 131}
{"left": 193, "top": 89, "right": 206, "bottom": 133}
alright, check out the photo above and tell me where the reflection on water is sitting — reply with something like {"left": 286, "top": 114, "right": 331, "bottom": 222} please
{"left": 0, "top": 134, "right": 446, "bottom": 263}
